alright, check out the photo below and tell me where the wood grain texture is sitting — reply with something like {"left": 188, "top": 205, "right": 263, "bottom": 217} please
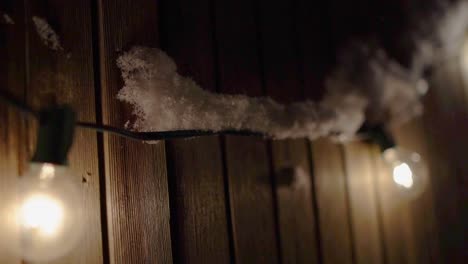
{"left": 0, "top": 1, "right": 26, "bottom": 263}
{"left": 312, "top": 140, "right": 353, "bottom": 264}
{"left": 455, "top": 52, "right": 468, "bottom": 263}
{"left": 97, "top": 0, "right": 172, "bottom": 263}
{"left": 0, "top": 82, "right": 22, "bottom": 264}
{"left": 257, "top": 0, "right": 319, "bottom": 262}
{"left": 295, "top": 1, "right": 349, "bottom": 263}
{"left": 25, "top": 0, "right": 103, "bottom": 263}
{"left": 270, "top": 140, "right": 319, "bottom": 264}
{"left": 0, "top": 102, "right": 22, "bottom": 264}
{"left": 391, "top": 119, "right": 439, "bottom": 264}
{"left": 160, "top": 0, "right": 231, "bottom": 262}
{"left": 410, "top": 62, "right": 466, "bottom": 263}
{"left": 436, "top": 62, "right": 468, "bottom": 263}
{"left": 165, "top": 137, "right": 231, "bottom": 263}
{"left": 222, "top": 136, "right": 278, "bottom": 263}
{"left": 214, "top": 0, "right": 280, "bottom": 262}
{"left": 1, "top": 1, "right": 465, "bottom": 263}
{"left": 342, "top": 142, "right": 383, "bottom": 264}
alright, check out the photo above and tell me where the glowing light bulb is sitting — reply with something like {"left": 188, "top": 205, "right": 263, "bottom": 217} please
{"left": 382, "top": 148, "right": 428, "bottom": 199}
{"left": 392, "top": 163, "right": 413, "bottom": 188}
{"left": 1, "top": 163, "right": 84, "bottom": 262}
{"left": 20, "top": 194, "right": 64, "bottom": 236}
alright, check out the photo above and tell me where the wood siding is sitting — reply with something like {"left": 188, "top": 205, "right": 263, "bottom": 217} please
{"left": 0, "top": 0, "right": 465, "bottom": 263}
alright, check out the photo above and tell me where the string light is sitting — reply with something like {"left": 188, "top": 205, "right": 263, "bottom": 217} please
{"left": 4, "top": 163, "right": 83, "bottom": 262}
{"left": 0, "top": 89, "right": 429, "bottom": 261}
{"left": 382, "top": 147, "right": 428, "bottom": 199}
{"left": 392, "top": 163, "right": 413, "bottom": 188}
{"left": 0, "top": 89, "right": 259, "bottom": 262}
{"left": 363, "top": 124, "right": 428, "bottom": 199}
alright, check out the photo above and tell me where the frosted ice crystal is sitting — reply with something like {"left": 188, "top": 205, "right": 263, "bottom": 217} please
{"left": 32, "top": 16, "right": 63, "bottom": 51}
{"left": 117, "top": 47, "right": 366, "bottom": 140}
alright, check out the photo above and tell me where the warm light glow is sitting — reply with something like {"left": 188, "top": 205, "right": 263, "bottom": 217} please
{"left": 393, "top": 163, "right": 414, "bottom": 188}
{"left": 39, "top": 163, "right": 56, "bottom": 180}
{"left": 1, "top": 163, "right": 84, "bottom": 262}
{"left": 19, "top": 194, "right": 64, "bottom": 236}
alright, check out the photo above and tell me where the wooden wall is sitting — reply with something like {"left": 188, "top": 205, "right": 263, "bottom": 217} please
{"left": 0, "top": 0, "right": 466, "bottom": 263}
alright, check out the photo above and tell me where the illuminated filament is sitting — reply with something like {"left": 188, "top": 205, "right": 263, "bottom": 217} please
{"left": 39, "top": 163, "right": 56, "bottom": 180}
{"left": 20, "top": 194, "right": 64, "bottom": 236}
{"left": 393, "top": 163, "right": 414, "bottom": 188}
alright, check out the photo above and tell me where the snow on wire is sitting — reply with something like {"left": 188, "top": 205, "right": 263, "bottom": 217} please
{"left": 117, "top": 0, "right": 467, "bottom": 140}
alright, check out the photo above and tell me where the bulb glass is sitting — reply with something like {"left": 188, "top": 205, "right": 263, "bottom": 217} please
{"left": 382, "top": 147, "right": 428, "bottom": 199}
{"left": 1, "top": 163, "right": 84, "bottom": 262}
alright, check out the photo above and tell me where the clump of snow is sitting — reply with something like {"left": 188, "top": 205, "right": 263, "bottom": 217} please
{"left": 116, "top": 0, "right": 467, "bottom": 140}
{"left": 117, "top": 47, "right": 366, "bottom": 140}
{"left": 332, "top": 0, "right": 468, "bottom": 127}
{"left": 428, "top": 0, "right": 468, "bottom": 59}
{"left": 32, "top": 16, "right": 63, "bottom": 51}
{"left": 3, "top": 13, "right": 14, "bottom": 24}
{"left": 116, "top": 45, "right": 425, "bottom": 140}
{"left": 397, "top": 0, "right": 468, "bottom": 79}
{"left": 332, "top": 44, "right": 425, "bottom": 126}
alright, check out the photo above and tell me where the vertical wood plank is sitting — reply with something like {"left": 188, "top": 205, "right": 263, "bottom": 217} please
{"left": 222, "top": 136, "right": 279, "bottom": 263}
{"left": 159, "top": 0, "right": 231, "bottom": 262}
{"left": 0, "top": 100, "right": 22, "bottom": 264}
{"left": 389, "top": 121, "right": 437, "bottom": 264}
{"left": 342, "top": 142, "right": 384, "bottom": 264}
{"left": 455, "top": 51, "right": 468, "bottom": 263}
{"left": 214, "top": 0, "right": 280, "bottom": 262}
{"left": 295, "top": 1, "right": 353, "bottom": 263}
{"left": 433, "top": 62, "right": 467, "bottom": 263}
{"left": 0, "top": 1, "right": 26, "bottom": 263}
{"left": 270, "top": 140, "right": 319, "bottom": 264}
{"left": 165, "top": 137, "right": 231, "bottom": 263}
{"left": 376, "top": 62, "right": 465, "bottom": 264}
{"left": 98, "top": 0, "right": 172, "bottom": 263}
{"left": 25, "top": 0, "right": 103, "bottom": 263}
{"left": 257, "top": 0, "right": 319, "bottom": 262}
{"left": 312, "top": 140, "right": 354, "bottom": 264}
{"left": 326, "top": 2, "right": 384, "bottom": 262}
{"left": 411, "top": 62, "right": 465, "bottom": 263}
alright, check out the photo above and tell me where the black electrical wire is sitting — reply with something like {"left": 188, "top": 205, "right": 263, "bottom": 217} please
{"left": 0, "top": 89, "right": 262, "bottom": 141}
{"left": 0, "top": 88, "right": 393, "bottom": 144}
{"left": 76, "top": 121, "right": 262, "bottom": 140}
{"left": 0, "top": 89, "right": 40, "bottom": 118}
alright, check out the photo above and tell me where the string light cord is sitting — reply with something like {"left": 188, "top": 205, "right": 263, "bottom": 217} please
{"left": 0, "top": 89, "right": 390, "bottom": 143}
{"left": 0, "top": 90, "right": 40, "bottom": 119}
{"left": 75, "top": 121, "right": 262, "bottom": 140}
{"left": 0, "top": 89, "right": 262, "bottom": 141}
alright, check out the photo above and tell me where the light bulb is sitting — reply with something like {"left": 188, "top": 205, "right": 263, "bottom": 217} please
{"left": 382, "top": 147, "right": 428, "bottom": 199}
{"left": 393, "top": 163, "right": 413, "bottom": 188}
{"left": 1, "top": 163, "right": 84, "bottom": 262}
